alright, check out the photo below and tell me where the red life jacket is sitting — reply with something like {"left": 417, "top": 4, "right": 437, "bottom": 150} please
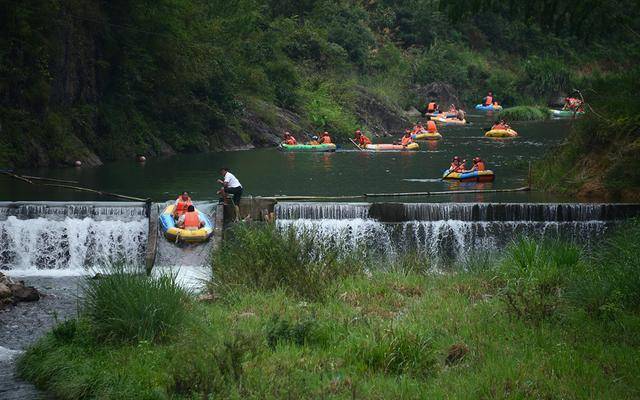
{"left": 427, "top": 102, "right": 436, "bottom": 112}
{"left": 175, "top": 197, "right": 192, "bottom": 216}
{"left": 475, "top": 161, "right": 486, "bottom": 171}
{"left": 427, "top": 121, "right": 437, "bottom": 133}
{"left": 285, "top": 137, "right": 297, "bottom": 145}
{"left": 320, "top": 135, "right": 332, "bottom": 144}
{"left": 401, "top": 135, "right": 413, "bottom": 146}
{"left": 485, "top": 96, "right": 493, "bottom": 105}
{"left": 359, "top": 135, "right": 372, "bottom": 145}
{"left": 183, "top": 211, "right": 200, "bottom": 229}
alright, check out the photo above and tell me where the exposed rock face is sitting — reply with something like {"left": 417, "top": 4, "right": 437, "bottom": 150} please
{"left": 412, "top": 82, "right": 462, "bottom": 112}
{"left": 353, "top": 86, "right": 410, "bottom": 136}
{"left": 0, "top": 273, "right": 41, "bottom": 309}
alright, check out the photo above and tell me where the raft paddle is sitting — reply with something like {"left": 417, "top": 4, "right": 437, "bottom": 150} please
{"left": 349, "top": 138, "right": 363, "bottom": 151}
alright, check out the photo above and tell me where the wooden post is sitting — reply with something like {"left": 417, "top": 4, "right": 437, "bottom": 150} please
{"left": 145, "top": 203, "right": 158, "bottom": 275}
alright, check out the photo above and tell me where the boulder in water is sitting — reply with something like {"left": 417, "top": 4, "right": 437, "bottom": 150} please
{"left": 10, "top": 282, "right": 40, "bottom": 302}
{"left": 0, "top": 282, "right": 11, "bottom": 300}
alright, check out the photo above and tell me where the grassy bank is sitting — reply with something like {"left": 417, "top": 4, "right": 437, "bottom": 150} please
{"left": 18, "top": 222, "right": 640, "bottom": 399}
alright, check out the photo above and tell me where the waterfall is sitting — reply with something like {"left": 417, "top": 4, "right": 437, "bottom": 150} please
{"left": 0, "top": 202, "right": 148, "bottom": 273}
{"left": 275, "top": 202, "right": 640, "bottom": 262}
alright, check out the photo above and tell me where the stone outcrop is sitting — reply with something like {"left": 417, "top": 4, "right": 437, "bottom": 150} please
{"left": 0, "top": 273, "right": 40, "bottom": 310}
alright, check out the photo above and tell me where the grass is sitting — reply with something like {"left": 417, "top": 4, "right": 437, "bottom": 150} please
{"left": 17, "top": 221, "right": 640, "bottom": 399}
{"left": 499, "top": 106, "right": 550, "bottom": 121}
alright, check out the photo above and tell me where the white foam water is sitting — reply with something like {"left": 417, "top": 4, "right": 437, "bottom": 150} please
{"left": 0, "top": 346, "right": 23, "bottom": 362}
{"left": 0, "top": 216, "right": 147, "bottom": 272}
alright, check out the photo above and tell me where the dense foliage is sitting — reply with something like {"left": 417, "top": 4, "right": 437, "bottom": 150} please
{"left": 1, "top": 0, "right": 639, "bottom": 167}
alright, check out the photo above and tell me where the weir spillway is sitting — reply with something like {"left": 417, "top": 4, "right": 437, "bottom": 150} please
{"left": 1, "top": 201, "right": 640, "bottom": 273}
{"left": 274, "top": 202, "right": 640, "bottom": 261}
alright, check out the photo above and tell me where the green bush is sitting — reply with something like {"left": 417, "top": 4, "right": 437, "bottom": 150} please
{"left": 499, "top": 106, "right": 550, "bottom": 121}
{"left": 82, "top": 266, "right": 191, "bottom": 343}
{"left": 211, "top": 223, "right": 365, "bottom": 301}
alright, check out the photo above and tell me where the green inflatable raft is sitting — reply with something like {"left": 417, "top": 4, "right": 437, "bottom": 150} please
{"left": 279, "top": 143, "right": 337, "bottom": 152}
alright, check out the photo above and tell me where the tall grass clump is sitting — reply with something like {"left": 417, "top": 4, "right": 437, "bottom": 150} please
{"left": 211, "top": 223, "right": 365, "bottom": 301}
{"left": 567, "top": 218, "right": 640, "bottom": 317}
{"left": 83, "top": 266, "right": 191, "bottom": 343}
{"left": 499, "top": 106, "right": 550, "bottom": 121}
{"left": 495, "top": 237, "right": 581, "bottom": 322}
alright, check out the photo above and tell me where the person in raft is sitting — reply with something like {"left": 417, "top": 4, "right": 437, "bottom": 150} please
{"left": 447, "top": 104, "right": 457, "bottom": 115}
{"left": 491, "top": 119, "right": 511, "bottom": 131}
{"left": 465, "top": 157, "right": 486, "bottom": 172}
{"left": 456, "top": 108, "right": 466, "bottom": 121}
{"left": 308, "top": 135, "right": 320, "bottom": 145}
{"left": 426, "top": 101, "right": 439, "bottom": 114}
{"left": 449, "top": 156, "right": 466, "bottom": 173}
{"left": 177, "top": 204, "right": 204, "bottom": 230}
{"left": 173, "top": 191, "right": 192, "bottom": 220}
{"left": 563, "top": 96, "right": 584, "bottom": 112}
{"left": 482, "top": 91, "right": 494, "bottom": 106}
{"left": 396, "top": 129, "right": 414, "bottom": 146}
{"left": 283, "top": 131, "right": 297, "bottom": 145}
{"left": 354, "top": 129, "right": 372, "bottom": 146}
{"left": 319, "top": 131, "right": 332, "bottom": 144}
{"left": 426, "top": 120, "right": 438, "bottom": 133}
{"left": 217, "top": 167, "right": 243, "bottom": 206}
{"left": 412, "top": 121, "right": 425, "bottom": 134}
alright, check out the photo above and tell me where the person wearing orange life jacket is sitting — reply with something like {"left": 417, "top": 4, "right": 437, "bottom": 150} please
{"left": 449, "top": 156, "right": 466, "bottom": 173}
{"left": 355, "top": 129, "right": 372, "bottom": 146}
{"left": 483, "top": 91, "right": 494, "bottom": 106}
{"left": 491, "top": 119, "right": 511, "bottom": 131}
{"left": 319, "top": 131, "right": 332, "bottom": 144}
{"left": 173, "top": 191, "right": 192, "bottom": 219}
{"left": 399, "top": 129, "right": 414, "bottom": 146}
{"left": 283, "top": 131, "right": 297, "bottom": 145}
{"left": 426, "top": 120, "right": 438, "bottom": 133}
{"left": 177, "top": 204, "right": 204, "bottom": 230}
{"left": 468, "top": 157, "right": 486, "bottom": 172}
{"left": 426, "top": 101, "right": 439, "bottom": 114}
{"left": 412, "top": 121, "right": 425, "bottom": 134}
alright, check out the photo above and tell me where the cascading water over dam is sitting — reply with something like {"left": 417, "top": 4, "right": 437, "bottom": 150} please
{"left": 0, "top": 202, "right": 148, "bottom": 273}
{"left": 274, "top": 202, "right": 640, "bottom": 261}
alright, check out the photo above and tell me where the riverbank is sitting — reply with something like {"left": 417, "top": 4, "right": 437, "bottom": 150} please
{"left": 17, "top": 221, "right": 640, "bottom": 399}
{"left": 0, "top": 275, "right": 83, "bottom": 400}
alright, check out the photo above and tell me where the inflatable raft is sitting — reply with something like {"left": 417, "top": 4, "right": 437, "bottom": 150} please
{"left": 364, "top": 143, "right": 420, "bottom": 151}
{"left": 160, "top": 204, "right": 213, "bottom": 243}
{"left": 485, "top": 128, "right": 518, "bottom": 138}
{"left": 279, "top": 143, "right": 336, "bottom": 152}
{"left": 475, "top": 104, "right": 503, "bottom": 111}
{"left": 413, "top": 132, "right": 442, "bottom": 140}
{"left": 431, "top": 116, "right": 467, "bottom": 125}
{"left": 442, "top": 169, "right": 495, "bottom": 182}
{"left": 550, "top": 109, "right": 584, "bottom": 117}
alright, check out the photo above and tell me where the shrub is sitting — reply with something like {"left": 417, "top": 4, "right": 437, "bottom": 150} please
{"left": 82, "top": 266, "right": 191, "bottom": 343}
{"left": 500, "top": 106, "right": 550, "bottom": 121}
{"left": 264, "top": 314, "right": 324, "bottom": 349}
{"left": 211, "top": 223, "right": 365, "bottom": 301}
{"left": 496, "top": 238, "right": 581, "bottom": 322}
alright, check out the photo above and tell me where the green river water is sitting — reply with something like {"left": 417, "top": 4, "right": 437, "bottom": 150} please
{"left": 0, "top": 115, "right": 573, "bottom": 203}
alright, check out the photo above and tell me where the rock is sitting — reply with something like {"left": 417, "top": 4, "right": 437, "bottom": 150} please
{"left": 0, "top": 283, "right": 11, "bottom": 299}
{"left": 10, "top": 283, "right": 40, "bottom": 302}
{"left": 446, "top": 343, "right": 469, "bottom": 366}
{"left": 411, "top": 82, "right": 461, "bottom": 112}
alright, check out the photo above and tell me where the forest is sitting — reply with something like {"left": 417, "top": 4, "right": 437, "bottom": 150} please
{"left": 1, "top": 0, "right": 639, "bottom": 196}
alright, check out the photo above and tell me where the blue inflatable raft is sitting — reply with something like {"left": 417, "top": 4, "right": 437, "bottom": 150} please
{"left": 475, "top": 104, "right": 503, "bottom": 111}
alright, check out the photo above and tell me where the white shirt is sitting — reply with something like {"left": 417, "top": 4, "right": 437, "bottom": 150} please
{"left": 223, "top": 172, "right": 242, "bottom": 188}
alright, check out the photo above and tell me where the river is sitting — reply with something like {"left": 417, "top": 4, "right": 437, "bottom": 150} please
{"left": 0, "top": 115, "right": 572, "bottom": 203}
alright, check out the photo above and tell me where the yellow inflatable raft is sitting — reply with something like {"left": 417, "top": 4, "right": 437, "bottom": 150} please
{"left": 159, "top": 204, "right": 214, "bottom": 243}
{"left": 485, "top": 128, "right": 518, "bottom": 138}
{"left": 413, "top": 132, "right": 442, "bottom": 140}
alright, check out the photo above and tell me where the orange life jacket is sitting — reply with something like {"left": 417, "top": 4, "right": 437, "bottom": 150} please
{"left": 175, "top": 197, "right": 192, "bottom": 216}
{"left": 427, "top": 121, "right": 437, "bottom": 133}
{"left": 320, "top": 135, "right": 332, "bottom": 144}
{"left": 285, "top": 137, "right": 297, "bottom": 145}
{"left": 401, "top": 135, "right": 413, "bottom": 146}
{"left": 183, "top": 211, "right": 200, "bottom": 229}
{"left": 455, "top": 164, "right": 466, "bottom": 172}
{"left": 485, "top": 96, "right": 493, "bottom": 105}
{"left": 427, "top": 102, "right": 436, "bottom": 112}
{"left": 359, "top": 135, "right": 372, "bottom": 145}
{"left": 475, "top": 161, "right": 486, "bottom": 171}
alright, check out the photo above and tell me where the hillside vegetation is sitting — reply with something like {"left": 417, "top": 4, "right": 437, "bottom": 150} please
{"left": 1, "top": 0, "right": 639, "bottom": 169}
